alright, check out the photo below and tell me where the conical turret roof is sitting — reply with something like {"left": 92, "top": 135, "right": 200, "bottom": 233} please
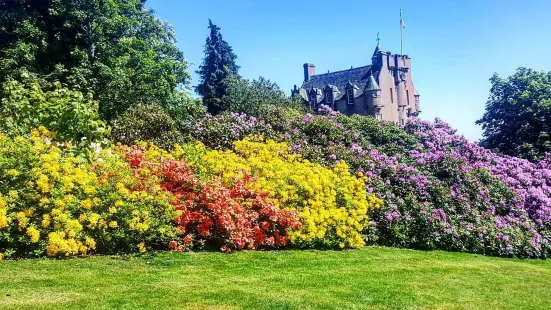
{"left": 372, "top": 43, "right": 384, "bottom": 57}
{"left": 365, "top": 74, "right": 380, "bottom": 91}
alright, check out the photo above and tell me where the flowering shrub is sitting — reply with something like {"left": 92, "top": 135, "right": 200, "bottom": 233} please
{"left": 291, "top": 115, "right": 551, "bottom": 258}
{"left": 189, "top": 105, "right": 551, "bottom": 258}
{"left": 175, "top": 137, "right": 383, "bottom": 248}
{"left": 192, "top": 112, "right": 276, "bottom": 150}
{"left": 0, "top": 128, "right": 179, "bottom": 258}
{"left": 121, "top": 144, "right": 300, "bottom": 252}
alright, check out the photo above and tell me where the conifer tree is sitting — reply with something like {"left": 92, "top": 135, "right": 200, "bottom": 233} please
{"left": 195, "top": 19, "right": 239, "bottom": 115}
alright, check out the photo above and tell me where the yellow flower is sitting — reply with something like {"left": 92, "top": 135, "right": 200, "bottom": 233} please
{"left": 137, "top": 242, "right": 146, "bottom": 253}
{"left": 108, "top": 221, "right": 118, "bottom": 228}
{"left": 16, "top": 212, "right": 27, "bottom": 229}
{"left": 0, "top": 205, "right": 10, "bottom": 229}
{"left": 36, "top": 174, "right": 50, "bottom": 193}
{"left": 54, "top": 199, "right": 66, "bottom": 209}
{"left": 7, "top": 169, "right": 20, "bottom": 178}
{"left": 88, "top": 213, "right": 100, "bottom": 228}
{"left": 85, "top": 237, "right": 96, "bottom": 250}
{"left": 42, "top": 214, "right": 51, "bottom": 228}
{"left": 80, "top": 199, "right": 93, "bottom": 210}
{"left": 8, "top": 190, "right": 18, "bottom": 199}
{"left": 26, "top": 226, "right": 40, "bottom": 243}
{"left": 0, "top": 253, "right": 4, "bottom": 260}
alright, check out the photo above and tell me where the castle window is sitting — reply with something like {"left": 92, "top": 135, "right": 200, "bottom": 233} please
{"left": 390, "top": 88, "right": 394, "bottom": 103}
{"left": 406, "top": 90, "right": 410, "bottom": 105}
{"left": 309, "top": 91, "right": 317, "bottom": 109}
{"left": 346, "top": 88, "right": 354, "bottom": 105}
{"left": 325, "top": 90, "right": 333, "bottom": 105}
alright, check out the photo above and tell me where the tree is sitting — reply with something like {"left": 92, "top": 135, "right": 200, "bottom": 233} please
{"left": 0, "top": 77, "right": 109, "bottom": 147}
{"left": 477, "top": 67, "right": 551, "bottom": 160}
{"left": 223, "top": 75, "right": 304, "bottom": 116}
{"left": 0, "top": 0, "right": 190, "bottom": 120}
{"left": 195, "top": 19, "right": 239, "bottom": 115}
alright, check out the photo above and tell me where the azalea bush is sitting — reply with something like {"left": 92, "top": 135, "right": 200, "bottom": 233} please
{"left": 111, "top": 103, "right": 188, "bottom": 150}
{"left": 192, "top": 112, "right": 277, "bottom": 150}
{"left": 120, "top": 144, "right": 301, "bottom": 253}
{"left": 174, "top": 137, "right": 383, "bottom": 249}
{"left": 0, "top": 129, "right": 302, "bottom": 258}
{"left": 0, "top": 128, "right": 179, "bottom": 258}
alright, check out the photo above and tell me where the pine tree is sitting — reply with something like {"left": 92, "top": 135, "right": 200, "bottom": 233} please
{"left": 195, "top": 19, "right": 239, "bottom": 115}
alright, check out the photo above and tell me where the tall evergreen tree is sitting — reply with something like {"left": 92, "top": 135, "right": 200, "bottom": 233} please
{"left": 195, "top": 19, "right": 239, "bottom": 115}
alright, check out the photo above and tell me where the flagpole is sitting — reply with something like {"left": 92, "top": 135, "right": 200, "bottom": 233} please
{"left": 400, "top": 9, "right": 403, "bottom": 55}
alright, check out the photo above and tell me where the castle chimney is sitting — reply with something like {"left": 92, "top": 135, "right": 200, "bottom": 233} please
{"left": 303, "top": 63, "right": 316, "bottom": 82}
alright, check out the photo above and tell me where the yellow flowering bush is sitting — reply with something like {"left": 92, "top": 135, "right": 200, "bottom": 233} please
{"left": 174, "top": 137, "right": 383, "bottom": 248}
{"left": 0, "top": 128, "right": 179, "bottom": 258}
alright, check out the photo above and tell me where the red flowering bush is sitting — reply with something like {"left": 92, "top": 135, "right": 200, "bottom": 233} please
{"left": 121, "top": 145, "right": 300, "bottom": 252}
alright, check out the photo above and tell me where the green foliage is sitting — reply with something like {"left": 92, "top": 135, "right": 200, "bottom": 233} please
{"left": 334, "top": 114, "right": 419, "bottom": 154}
{"left": 477, "top": 67, "right": 551, "bottom": 160}
{"left": 163, "top": 92, "right": 207, "bottom": 133}
{"left": 0, "top": 0, "right": 190, "bottom": 120}
{"left": 195, "top": 20, "right": 239, "bottom": 115}
{"left": 0, "top": 78, "right": 109, "bottom": 147}
{"left": 224, "top": 75, "right": 306, "bottom": 116}
{"left": 111, "top": 104, "right": 189, "bottom": 150}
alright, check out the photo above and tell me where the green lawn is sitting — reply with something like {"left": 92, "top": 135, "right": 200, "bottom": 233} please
{"left": 1, "top": 247, "right": 551, "bottom": 310}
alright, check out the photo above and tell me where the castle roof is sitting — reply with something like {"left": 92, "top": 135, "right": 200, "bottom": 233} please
{"left": 301, "top": 65, "right": 373, "bottom": 100}
{"left": 373, "top": 43, "right": 384, "bottom": 57}
{"left": 365, "top": 74, "right": 380, "bottom": 91}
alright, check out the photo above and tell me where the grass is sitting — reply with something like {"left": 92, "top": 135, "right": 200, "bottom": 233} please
{"left": 1, "top": 247, "right": 551, "bottom": 309}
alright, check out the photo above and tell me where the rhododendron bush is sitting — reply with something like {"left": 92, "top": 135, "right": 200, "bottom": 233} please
{"left": 192, "top": 107, "right": 551, "bottom": 258}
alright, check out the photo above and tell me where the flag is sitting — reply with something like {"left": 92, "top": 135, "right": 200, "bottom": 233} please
{"left": 400, "top": 10, "right": 406, "bottom": 28}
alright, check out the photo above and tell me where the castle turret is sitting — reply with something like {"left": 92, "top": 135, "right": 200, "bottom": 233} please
{"left": 365, "top": 73, "right": 383, "bottom": 120}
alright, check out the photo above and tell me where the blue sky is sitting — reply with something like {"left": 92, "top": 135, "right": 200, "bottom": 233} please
{"left": 148, "top": 0, "right": 551, "bottom": 140}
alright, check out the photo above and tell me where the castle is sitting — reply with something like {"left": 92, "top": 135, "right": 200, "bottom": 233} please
{"left": 292, "top": 41, "right": 421, "bottom": 124}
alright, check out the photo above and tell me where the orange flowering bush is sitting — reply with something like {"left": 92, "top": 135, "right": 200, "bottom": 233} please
{"left": 121, "top": 145, "right": 301, "bottom": 252}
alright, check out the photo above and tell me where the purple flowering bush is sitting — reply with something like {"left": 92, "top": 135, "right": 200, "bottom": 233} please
{"left": 190, "top": 105, "right": 551, "bottom": 258}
